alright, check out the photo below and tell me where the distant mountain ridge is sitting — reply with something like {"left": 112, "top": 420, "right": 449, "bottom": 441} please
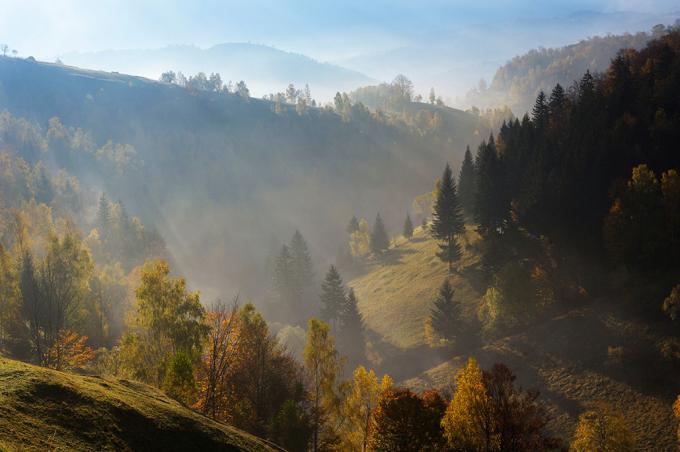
{"left": 60, "top": 43, "right": 374, "bottom": 101}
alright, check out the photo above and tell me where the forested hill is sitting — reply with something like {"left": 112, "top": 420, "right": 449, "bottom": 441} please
{"left": 465, "top": 23, "right": 677, "bottom": 114}
{"left": 0, "top": 57, "right": 487, "bottom": 299}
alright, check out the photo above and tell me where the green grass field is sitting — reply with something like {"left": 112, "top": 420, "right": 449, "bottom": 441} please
{"left": 0, "top": 357, "right": 279, "bottom": 452}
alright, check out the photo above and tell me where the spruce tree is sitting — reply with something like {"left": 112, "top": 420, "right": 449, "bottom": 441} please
{"left": 339, "top": 288, "right": 365, "bottom": 362}
{"left": 531, "top": 91, "right": 549, "bottom": 128}
{"left": 290, "top": 230, "right": 314, "bottom": 289}
{"left": 370, "top": 213, "right": 390, "bottom": 255}
{"left": 474, "top": 136, "right": 508, "bottom": 233}
{"left": 458, "top": 147, "right": 476, "bottom": 218}
{"left": 429, "top": 279, "right": 462, "bottom": 342}
{"left": 431, "top": 163, "right": 464, "bottom": 272}
{"left": 403, "top": 214, "right": 414, "bottom": 240}
{"left": 319, "top": 266, "right": 346, "bottom": 330}
{"left": 347, "top": 216, "right": 360, "bottom": 234}
{"left": 273, "top": 245, "right": 301, "bottom": 306}
{"left": 96, "top": 193, "right": 112, "bottom": 239}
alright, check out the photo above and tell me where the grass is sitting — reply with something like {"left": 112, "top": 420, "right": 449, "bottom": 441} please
{"left": 0, "top": 357, "right": 280, "bottom": 452}
{"left": 348, "top": 225, "right": 679, "bottom": 450}
{"left": 349, "top": 224, "right": 483, "bottom": 349}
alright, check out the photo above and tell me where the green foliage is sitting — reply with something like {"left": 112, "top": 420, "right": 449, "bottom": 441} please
{"left": 370, "top": 213, "right": 390, "bottom": 255}
{"left": 426, "top": 279, "right": 464, "bottom": 346}
{"left": 431, "top": 163, "right": 465, "bottom": 272}
{"left": 162, "top": 351, "right": 198, "bottom": 405}
{"left": 402, "top": 214, "right": 414, "bottom": 240}
{"left": 337, "top": 289, "right": 365, "bottom": 365}
{"left": 458, "top": 147, "right": 476, "bottom": 218}
{"left": 271, "top": 399, "right": 312, "bottom": 452}
{"left": 319, "top": 266, "right": 346, "bottom": 331}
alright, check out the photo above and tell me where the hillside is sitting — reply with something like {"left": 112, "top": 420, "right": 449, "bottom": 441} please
{"left": 0, "top": 56, "right": 486, "bottom": 303}
{"left": 0, "top": 357, "right": 278, "bottom": 451}
{"left": 348, "top": 227, "right": 679, "bottom": 450}
{"left": 61, "top": 43, "right": 374, "bottom": 101}
{"left": 464, "top": 25, "right": 672, "bottom": 114}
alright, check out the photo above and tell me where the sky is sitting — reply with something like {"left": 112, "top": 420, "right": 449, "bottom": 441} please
{"left": 1, "top": 0, "right": 678, "bottom": 100}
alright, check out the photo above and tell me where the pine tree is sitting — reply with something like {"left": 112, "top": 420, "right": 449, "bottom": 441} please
{"left": 474, "top": 137, "right": 508, "bottom": 233}
{"left": 347, "top": 216, "right": 360, "bottom": 234}
{"left": 339, "top": 288, "right": 365, "bottom": 363}
{"left": 290, "top": 230, "right": 314, "bottom": 289}
{"left": 319, "top": 266, "right": 346, "bottom": 331}
{"left": 548, "top": 83, "right": 565, "bottom": 119}
{"left": 431, "top": 163, "right": 464, "bottom": 272}
{"left": 531, "top": 91, "right": 549, "bottom": 128}
{"left": 370, "top": 213, "right": 390, "bottom": 255}
{"left": 273, "top": 245, "right": 301, "bottom": 307}
{"left": 458, "top": 147, "right": 476, "bottom": 218}
{"left": 96, "top": 193, "right": 112, "bottom": 239}
{"left": 403, "top": 214, "right": 414, "bottom": 240}
{"left": 429, "top": 279, "right": 462, "bottom": 343}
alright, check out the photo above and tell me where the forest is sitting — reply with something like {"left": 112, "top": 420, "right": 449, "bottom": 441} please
{"left": 0, "top": 11, "right": 679, "bottom": 452}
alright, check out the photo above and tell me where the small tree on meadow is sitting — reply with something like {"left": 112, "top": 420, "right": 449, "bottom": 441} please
{"left": 425, "top": 279, "right": 465, "bottom": 347}
{"left": 370, "top": 213, "right": 390, "bottom": 255}
{"left": 431, "top": 163, "right": 464, "bottom": 272}
{"left": 319, "top": 266, "right": 346, "bottom": 331}
{"left": 403, "top": 214, "right": 414, "bottom": 240}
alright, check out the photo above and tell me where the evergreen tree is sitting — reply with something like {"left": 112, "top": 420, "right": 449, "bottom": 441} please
{"left": 290, "top": 230, "right": 314, "bottom": 289}
{"left": 273, "top": 245, "right": 302, "bottom": 308}
{"left": 339, "top": 288, "right": 365, "bottom": 363}
{"left": 531, "top": 90, "right": 549, "bottom": 128}
{"left": 428, "top": 279, "right": 463, "bottom": 343}
{"left": 474, "top": 136, "right": 508, "bottom": 233}
{"left": 347, "top": 216, "right": 360, "bottom": 234}
{"left": 548, "top": 83, "right": 565, "bottom": 118}
{"left": 431, "top": 163, "right": 464, "bottom": 272}
{"left": 319, "top": 266, "right": 346, "bottom": 331}
{"left": 370, "top": 213, "right": 390, "bottom": 255}
{"left": 458, "top": 147, "right": 476, "bottom": 217}
{"left": 96, "top": 193, "right": 112, "bottom": 239}
{"left": 403, "top": 214, "right": 414, "bottom": 239}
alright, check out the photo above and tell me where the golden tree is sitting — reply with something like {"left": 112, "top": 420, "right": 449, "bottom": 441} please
{"left": 569, "top": 403, "right": 635, "bottom": 452}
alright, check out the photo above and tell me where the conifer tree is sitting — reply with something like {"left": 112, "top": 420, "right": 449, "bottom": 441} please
{"left": 548, "top": 83, "right": 565, "bottom": 118}
{"left": 96, "top": 193, "right": 112, "bottom": 239}
{"left": 347, "top": 216, "right": 360, "bottom": 234}
{"left": 273, "top": 245, "right": 301, "bottom": 307}
{"left": 428, "top": 279, "right": 463, "bottom": 343}
{"left": 339, "top": 288, "right": 365, "bottom": 363}
{"left": 531, "top": 90, "right": 549, "bottom": 128}
{"left": 319, "top": 266, "right": 346, "bottom": 331}
{"left": 403, "top": 214, "right": 414, "bottom": 240}
{"left": 458, "top": 147, "right": 476, "bottom": 218}
{"left": 431, "top": 163, "right": 464, "bottom": 272}
{"left": 474, "top": 136, "right": 508, "bottom": 233}
{"left": 290, "top": 230, "right": 314, "bottom": 289}
{"left": 370, "top": 213, "right": 390, "bottom": 255}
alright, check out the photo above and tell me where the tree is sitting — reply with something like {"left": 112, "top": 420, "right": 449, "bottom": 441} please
{"left": 120, "top": 259, "right": 207, "bottom": 386}
{"left": 426, "top": 279, "right": 464, "bottom": 346}
{"left": 196, "top": 298, "right": 241, "bottom": 419}
{"left": 442, "top": 357, "right": 495, "bottom": 451}
{"left": 271, "top": 399, "right": 313, "bottom": 452}
{"left": 159, "top": 71, "right": 177, "bottom": 84}
{"left": 349, "top": 218, "right": 371, "bottom": 258}
{"left": 236, "top": 80, "right": 250, "bottom": 99}
{"left": 273, "top": 245, "right": 302, "bottom": 321}
{"left": 341, "top": 366, "right": 392, "bottom": 451}
{"left": 20, "top": 251, "right": 42, "bottom": 360}
{"left": 304, "top": 318, "right": 343, "bottom": 452}
{"left": 290, "top": 230, "right": 314, "bottom": 290}
{"left": 338, "top": 289, "right": 364, "bottom": 364}
{"left": 474, "top": 136, "right": 508, "bottom": 233}
{"left": 0, "top": 44, "right": 8, "bottom": 57}
{"left": 368, "top": 387, "right": 443, "bottom": 451}
{"left": 163, "top": 351, "right": 198, "bottom": 405}
{"left": 96, "top": 192, "right": 112, "bottom": 240}
{"left": 319, "top": 266, "right": 346, "bottom": 331}
{"left": 429, "top": 88, "right": 436, "bottom": 105}
{"left": 662, "top": 285, "right": 680, "bottom": 321}
{"left": 532, "top": 90, "right": 549, "bottom": 128}
{"left": 44, "top": 330, "right": 95, "bottom": 371}
{"left": 402, "top": 214, "right": 414, "bottom": 240}
{"left": 347, "top": 216, "right": 360, "bottom": 234}
{"left": 286, "top": 83, "right": 299, "bottom": 103}
{"left": 370, "top": 213, "right": 390, "bottom": 255}
{"left": 570, "top": 404, "right": 635, "bottom": 451}
{"left": 674, "top": 395, "right": 680, "bottom": 446}
{"left": 0, "top": 244, "right": 19, "bottom": 348}
{"left": 458, "top": 147, "right": 476, "bottom": 217}
{"left": 431, "top": 163, "right": 464, "bottom": 272}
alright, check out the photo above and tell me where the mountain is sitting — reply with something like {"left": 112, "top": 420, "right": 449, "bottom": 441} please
{"left": 0, "top": 356, "right": 278, "bottom": 451}
{"left": 0, "top": 56, "right": 487, "bottom": 305}
{"left": 60, "top": 43, "right": 374, "bottom": 101}
{"left": 464, "top": 24, "right": 676, "bottom": 114}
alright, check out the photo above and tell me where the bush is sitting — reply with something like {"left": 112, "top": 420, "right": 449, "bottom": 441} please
{"left": 162, "top": 352, "right": 197, "bottom": 405}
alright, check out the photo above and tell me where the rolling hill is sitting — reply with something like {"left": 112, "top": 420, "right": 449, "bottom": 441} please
{"left": 0, "top": 357, "right": 279, "bottom": 451}
{"left": 348, "top": 225, "right": 679, "bottom": 450}
{"left": 61, "top": 43, "right": 374, "bottom": 101}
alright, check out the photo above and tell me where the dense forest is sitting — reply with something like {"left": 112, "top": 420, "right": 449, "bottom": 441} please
{"left": 465, "top": 23, "right": 679, "bottom": 115}
{"left": 0, "top": 18, "right": 679, "bottom": 452}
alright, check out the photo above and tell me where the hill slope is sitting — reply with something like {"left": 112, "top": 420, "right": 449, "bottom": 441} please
{"left": 348, "top": 227, "right": 679, "bottom": 450}
{"left": 61, "top": 43, "right": 374, "bottom": 101}
{"left": 0, "top": 357, "right": 278, "bottom": 451}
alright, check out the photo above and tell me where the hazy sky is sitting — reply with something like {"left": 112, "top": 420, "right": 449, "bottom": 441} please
{"left": 1, "top": 1, "right": 678, "bottom": 101}
{"left": 1, "top": 0, "right": 677, "bottom": 59}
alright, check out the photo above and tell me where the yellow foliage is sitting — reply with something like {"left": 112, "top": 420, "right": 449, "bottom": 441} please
{"left": 441, "top": 357, "right": 496, "bottom": 450}
{"left": 569, "top": 404, "right": 635, "bottom": 452}
{"left": 45, "top": 330, "right": 95, "bottom": 371}
{"left": 674, "top": 395, "right": 680, "bottom": 447}
{"left": 349, "top": 218, "right": 371, "bottom": 258}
